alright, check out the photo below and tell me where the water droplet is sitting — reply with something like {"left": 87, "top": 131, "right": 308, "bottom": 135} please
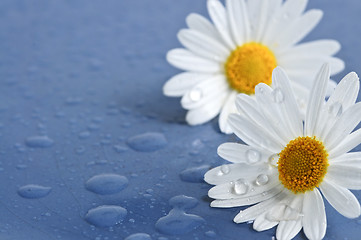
{"left": 220, "top": 165, "right": 230, "bottom": 175}
{"left": 233, "top": 179, "right": 249, "bottom": 195}
{"left": 127, "top": 132, "right": 167, "bottom": 152}
{"left": 169, "top": 195, "right": 198, "bottom": 210}
{"left": 179, "top": 165, "right": 210, "bottom": 183}
{"left": 85, "top": 174, "right": 128, "bottom": 195}
{"left": 205, "top": 230, "right": 217, "bottom": 238}
{"left": 268, "top": 154, "right": 280, "bottom": 167}
{"left": 84, "top": 205, "right": 127, "bottom": 227}
{"left": 113, "top": 145, "right": 127, "bottom": 153}
{"left": 328, "top": 102, "right": 343, "bottom": 117}
{"left": 255, "top": 174, "right": 269, "bottom": 185}
{"left": 245, "top": 149, "right": 261, "bottom": 164}
{"left": 155, "top": 195, "right": 205, "bottom": 235}
{"left": 124, "top": 233, "right": 152, "bottom": 240}
{"left": 189, "top": 88, "right": 202, "bottom": 102}
{"left": 272, "top": 88, "right": 284, "bottom": 103}
{"left": 78, "top": 131, "right": 91, "bottom": 139}
{"left": 25, "top": 136, "right": 54, "bottom": 148}
{"left": 17, "top": 184, "right": 52, "bottom": 199}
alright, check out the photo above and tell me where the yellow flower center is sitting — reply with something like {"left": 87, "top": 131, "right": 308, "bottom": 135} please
{"left": 278, "top": 136, "right": 329, "bottom": 194}
{"left": 224, "top": 42, "right": 277, "bottom": 94}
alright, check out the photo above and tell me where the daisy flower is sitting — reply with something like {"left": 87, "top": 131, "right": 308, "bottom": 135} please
{"left": 205, "top": 64, "right": 361, "bottom": 240}
{"left": 163, "top": 0, "right": 344, "bottom": 133}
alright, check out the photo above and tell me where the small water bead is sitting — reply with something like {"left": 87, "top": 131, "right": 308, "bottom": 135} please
{"left": 189, "top": 88, "right": 202, "bottom": 102}
{"left": 255, "top": 174, "right": 269, "bottom": 185}
{"left": 127, "top": 132, "right": 167, "bottom": 152}
{"left": 124, "top": 233, "right": 152, "bottom": 240}
{"left": 25, "top": 136, "right": 54, "bottom": 148}
{"left": 220, "top": 165, "right": 230, "bottom": 175}
{"left": 272, "top": 88, "right": 284, "bottom": 103}
{"left": 245, "top": 149, "right": 261, "bottom": 164}
{"left": 179, "top": 165, "right": 210, "bottom": 183}
{"left": 84, "top": 205, "right": 127, "bottom": 227}
{"left": 268, "top": 154, "right": 280, "bottom": 167}
{"left": 85, "top": 174, "right": 128, "bottom": 195}
{"left": 17, "top": 184, "right": 52, "bottom": 199}
{"left": 328, "top": 102, "right": 343, "bottom": 117}
{"left": 233, "top": 179, "right": 249, "bottom": 195}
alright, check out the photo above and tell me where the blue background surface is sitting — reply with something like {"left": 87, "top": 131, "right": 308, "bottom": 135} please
{"left": 1, "top": 0, "right": 361, "bottom": 239}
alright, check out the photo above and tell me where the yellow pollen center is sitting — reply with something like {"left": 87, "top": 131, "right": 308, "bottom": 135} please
{"left": 278, "top": 136, "right": 329, "bottom": 194}
{"left": 225, "top": 42, "right": 277, "bottom": 94}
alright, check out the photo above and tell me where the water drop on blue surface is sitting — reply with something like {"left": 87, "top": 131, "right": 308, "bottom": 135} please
{"left": 124, "top": 233, "right": 152, "bottom": 240}
{"left": 179, "top": 165, "right": 210, "bottom": 183}
{"left": 17, "top": 184, "right": 52, "bottom": 199}
{"left": 169, "top": 195, "right": 198, "bottom": 210}
{"left": 25, "top": 136, "right": 54, "bottom": 148}
{"left": 113, "top": 145, "right": 127, "bottom": 153}
{"left": 205, "top": 230, "right": 217, "bottom": 238}
{"left": 85, "top": 174, "right": 128, "bottom": 195}
{"left": 156, "top": 195, "right": 205, "bottom": 235}
{"left": 84, "top": 205, "right": 127, "bottom": 227}
{"left": 127, "top": 132, "right": 167, "bottom": 152}
{"left": 78, "top": 131, "right": 91, "bottom": 139}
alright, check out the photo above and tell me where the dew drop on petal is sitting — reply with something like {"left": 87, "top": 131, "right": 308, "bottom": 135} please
{"left": 220, "top": 165, "right": 230, "bottom": 175}
{"left": 255, "top": 174, "right": 269, "bottom": 185}
{"left": 272, "top": 88, "right": 284, "bottom": 103}
{"left": 233, "top": 179, "right": 249, "bottom": 195}
{"left": 245, "top": 149, "right": 261, "bottom": 164}
{"left": 189, "top": 88, "right": 202, "bottom": 102}
{"left": 268, "top": 154, "right": 279, "bottom": 167}
{"left": 328, "top": 102, "right": 342, "bottom": 117}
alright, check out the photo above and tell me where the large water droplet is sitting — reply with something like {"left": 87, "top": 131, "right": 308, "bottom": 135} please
{"left": 220, "top": 165, "right": 230, "bottom": 175}
{"left": 268, "top": 154, "right": 280, "bottom": 167}
{"left": 255, "top": 174, "right": 269, "bottom": 185}
{"left": 25, "top": 136, "right": 54, "bottom": 148}
{"left": 85, "top": 174, "right": 128, "bottom": 195}
{"left": 179, "top": 165, "right": 210, "bottom": 183}
{"left": 233, "top": 179, "right": 249, "bottom": 195}
{"left": 84, "top": 205, "right": 127, "bottom": 227}
{"left": 127, "top": 132, "right": 167, "bottom": 152}
{"left": 272, "top": 88, "right": 284, "bottom": 103}
{"left": 124, "top": 233, "right": 152, "bottom": 240}
{"left": 17, "top": 184, "right": 52, "bottom": 199}
{"left": 328, "top": 102, "right": 343, "bottom": 117}
{"left": 169, "top": 195, "right": 198, "bottom": 210}
{"left": 246, "top": 149, "right": 261, "bottom": 164}
{"left": 189, "top": 88, "right": 202, "bottom": 102}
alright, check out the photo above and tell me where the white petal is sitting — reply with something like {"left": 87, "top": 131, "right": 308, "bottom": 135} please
{"left": 163, "top": 72, "right": 210, "bottom": 97}
{"left": 228, "top": 114, "right": 284, "bottom": 153}
{"left": 330, "top": 152, "right": 361, "bottom": 164}
{"left": 236, "top": 93, "right": 288, "bottom": 145}
{"left": 208, "top": 172, "right": 279, "bottom": 200}
{"left": 234, "top": 190, "right": 288, "bottom": 223}
{"left": 167, "top": 48, "right": 221, "bottom": 73}
{"left": 328, "top": 128, "right": 361, "bottom": 158}
{"left": 276, "top": 219, "right": 302, "bottom": 240}
{"left": 302, "top": 189, "right": 327, "bottom": 240}
{"left": 207, "top": 0, "right": 236, "bottom": 49}
{"left": 279, "top": 56, "right": 344, "bottom": 79}
{"left": 305, "top": 63, "right": 330, "bottom": 136}
{"left": 323, "top": 102, "right": 361, "bottom": 150}
{"left": 254, "top": 83, "right": 294, "bottom": 142}
{"left": 211, "top": 185, "right": 284, "bottom": 208}
{"left": 186, "top": 13, "right": 222, "bottom": 42}
{"left": 217, "top": 142, "right": 271, "bottom": 164}
{"left": 320, "top": 179, "right": 361, "bottom": 218}
{"left": 218, "top": 91, "right": 237, "bottom": 134}
{"left": 327, "top": 164, "right": 361, "bottom": 190}
{"left": 272, "top": 67, "right": 303, "bottom": 138}
{"left": 185, "top": 92, "right": 227, "bottom": 125}
{"left": 274, "top": 9, "right": 323, "bottom": 49}
{"left": 253, "top": 212, "right": 278, "bottom": 232}
{"left": 248, "top": 0, "right": 269, "bottom": 42}
{"left": 178, "top": 29, "right": 229, "bottom": 62}
{"left": 262, "top": 0, "right": 308, "bottom": 46}
{"left": 317, "top": 72, "right": 360, "bottom": 139}
{"left": 204, "top": 163, "right": 269, "bottom": 185}
{"left": 181, "top": 75, "right": 228, "bottom": 110}
{"left": 226, "top": 0, "right": 250, "bottom": 45}
{"left": 277, "top": 39, "right": 341, "bottom": 57}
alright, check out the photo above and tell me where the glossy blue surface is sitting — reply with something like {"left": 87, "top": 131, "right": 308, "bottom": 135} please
{"left": 1, "top": 0, "right": 361, "bottom": 239}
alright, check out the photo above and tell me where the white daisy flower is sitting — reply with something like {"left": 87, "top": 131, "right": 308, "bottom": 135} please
{"left": 205, "top": 64, "right": 361, "bottom": 240}
{"left": 163, "top": 0, "right": 344, "bottom": 134}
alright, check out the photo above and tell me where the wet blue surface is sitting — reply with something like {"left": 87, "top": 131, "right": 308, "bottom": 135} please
{"left": 1, "top": 0, "right": 361, "bottom": 239}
